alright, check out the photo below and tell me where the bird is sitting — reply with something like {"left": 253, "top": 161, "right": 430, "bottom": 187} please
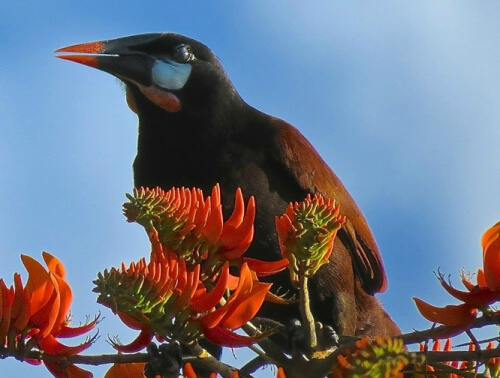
{"left": 55, "top": 33, "right": 401, "bottom": 340}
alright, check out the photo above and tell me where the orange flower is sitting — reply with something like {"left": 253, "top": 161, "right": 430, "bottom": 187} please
{"left": 413, "top": 298, "right": 477, "bottom": 328}
{"left": 1, "top": 252, "right": 97, "bottom": 378}
{"left": 486, "top": 341, "right": 500, "bottom": 377}
{"left": 124, "top": 185, "right": 288, "bottom": 276}
{"left": 104, "top": 362, "right": 146, "bottom": 378}
{"left": 415, "top": 222, "right": 500, "bottom": 327}
{"left": 276, "top": 194, "right": 345, "bottom": 283}
{"left": 95, "top": 254, "right": 270, "bottom": 351}
{"left": 482, "top": 221, "right": 500, "bottom": 291}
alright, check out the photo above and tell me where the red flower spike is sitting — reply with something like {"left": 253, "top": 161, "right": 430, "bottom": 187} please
{"left": 482, "top": 222, "right": 500, "bottom": 291}
{"left": 55, "top": 316, "right": 99, "bottom": 338}
{"left": 21, "top": 254, "right": 55, "bottom": 317}
{"left": 118, "top": 312, "right": 146, "bottom": 331}
{"left": 49, "top": 272, "right": 74, "bottom": 335}
{"left": 10, "top": 273, "right": 25, "bottom": 322}
{"left": 477, "top": 268, "right": 487, "bottom": 288}
{"left": 204, "top": 185, "right": 224, "bottom": 244}
{"left": 224, "top": 188, "right": 245, "bottom": 230}
{"left": 191, "top": 262, "right": 229, "bottom": 313}
{"left": 43, "top": 251, "right": 67, "bottom": 278}
{"left": 432, "top": 339, "right": 441, "bottom": 351}
{"left": 230, "top": 371, "right": 240, "bottom": 378}
{"left": 201, "top": 324, "right": 257, "bottom": 347}
{"left": 183, "top": 363, "right": 197, "bottom": 378}
{"left": 277, "top": 367, "right": 287, "bottom": 378}
{"left": 12, "top": 279, "right": 31, "bottom": 332}
{"left": 32, "top": 274, "right": 61, "bottom": 338}
{"left": 221, "top": 280, "right": 271, "bottom": 329}
{"left": 37, "top": 333, "right": 94, "bottom": 357}
{"left": 113, "top": 327, "right": 153, "bottom": 353}
{"left": 413, "top": 297, "right": 477, "bottom": 327}
{"left": 444, "top": 338, "right": 452, "bottom": 352}
{"left": 0, "top": 281, "right": 13, "bottom": 341}
{"left": 438, "top": 273, "right": 500, "bottom": 307}
{"left": 243, "top": 257, "right": 289, "bottom": 277}
{"left": 219, "top": 195, "right": 256, "bottom": 260}
{"left": 105, "top": 362, "right": 146, "bottom": 378}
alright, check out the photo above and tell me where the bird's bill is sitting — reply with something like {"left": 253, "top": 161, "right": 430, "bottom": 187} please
{"left": 55, "top": 34, "right": 163, "bottom": 87}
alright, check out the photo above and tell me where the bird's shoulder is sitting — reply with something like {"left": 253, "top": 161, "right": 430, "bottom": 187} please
{"left": 266, "top": 117, "right": 388, "bottom": 294}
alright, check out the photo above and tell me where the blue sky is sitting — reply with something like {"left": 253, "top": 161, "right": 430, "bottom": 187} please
{"left": 1, "top": 2, "right": 500, "bottom": 376}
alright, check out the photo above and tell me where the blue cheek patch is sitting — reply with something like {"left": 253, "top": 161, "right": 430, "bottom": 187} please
{"left": 151, "top": 60, "right": 192, "bottom": 90}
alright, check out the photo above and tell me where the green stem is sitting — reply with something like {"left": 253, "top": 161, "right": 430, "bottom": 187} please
{"left": 299, "top": 275, "right": 317, "bottom": 351}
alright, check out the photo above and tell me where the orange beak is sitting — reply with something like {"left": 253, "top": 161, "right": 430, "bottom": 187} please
{"left": 55, "top": 34, "right": 163, "bottom": 86}
{"left": 54, "top": 41, "right": 104, "bottom": 68}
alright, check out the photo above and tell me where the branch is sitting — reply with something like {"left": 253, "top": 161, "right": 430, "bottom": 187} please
{"left": 401, "top": 313, "right": 500, "bottom": 345}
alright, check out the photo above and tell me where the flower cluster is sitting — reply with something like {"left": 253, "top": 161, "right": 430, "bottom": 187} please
{"left": 414, "top": 222, "right": 500, "bottom": 328}
{"left": 415, "top": 338, "right": 500, "bottom": 378}
{"left": 96, "top": 185, "right": 290, "bottom": 353}
{"left": 332, "top": 337, "right": 418, "bottom": 378}
{"left": 124, "top": 185, "right": 288, "bottom": 276}
{"left": 0, "top": 252, "right": 98, "bottom": 377}
{"left": 94, "top": 252, "right": 270, "bottom": 350}
{"left": 276, "top": 194, "right": 345, "bottom": 284}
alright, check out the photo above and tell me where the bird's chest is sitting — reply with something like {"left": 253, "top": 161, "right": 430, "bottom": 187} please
{"left": 134, "top": 142, "right": 289, "bottom": 261}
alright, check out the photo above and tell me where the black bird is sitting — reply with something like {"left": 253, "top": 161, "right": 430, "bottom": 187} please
{"left": 56, "top": 33, "right": 400, "bottom": 338}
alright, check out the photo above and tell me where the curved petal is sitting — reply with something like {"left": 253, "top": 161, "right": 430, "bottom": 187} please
{"left": 221, "top": 281, "right": 271, "bottom": 329}
{"left": 243, "top": 257, "right": 289, "bottom": 276}
{"left": 37, "top": 333, "right": 94, "bottom": 357}
{"left": 183, "top": 363, "right": 198, "bottom": 378}
{"left": 201, "top": 324, "right": 257, "bottom": 347}
{"left": 113, "top": 328, "right": 153, "bottom": 353}
{"left": 439, "top": 274, "right": 500, "bottom": 307}
{"left": 483, "top": 226, "right": 500, "bottom": 291}
{"left": 42, "top": 252, "right": 67, "bottom": 278}
{"left": 105, "top": 362, "right": 146, "bottom": 378}
{"left": 44, "top": 361, "right": 93, "bottom": 378}
{"left": 55, "top": 315, "right": 99, "bottom": 338}
{"left": 413, "top": 297, "right": 477, "bottom": 327}
{"left": 191, "top": 263, "right": 228, "bottom": 314}
{"left": 21, "top": 254, "right": 54, "bottom": 316}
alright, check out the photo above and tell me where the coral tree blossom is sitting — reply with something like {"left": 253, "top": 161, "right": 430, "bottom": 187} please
{"left": 96, "top": 185, "right": 288, "bottom": 353}
{"left": 414, "top": 222, "right": 500, "bottom": 328}
{"left": 0, "top": 252, "right": 98, "bottom": 377}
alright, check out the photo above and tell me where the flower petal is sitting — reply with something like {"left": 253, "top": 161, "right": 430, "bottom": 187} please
{"left": 243, "top": 257, "right": 289, "bottom": 277}
{"left": 482, "top": 222, "right": 500, "bottom": 291}
{"left": 105, "top": 362, "right": 146, "bottom": 378}
{"left": 413, "top": 297, "right": 477, "bottom": 327}
{"left": 201, "top": 324, "right": 257, "bottom": 347}
{"left": 221, "top": 281, "right": 271, "bottom": 329}
{"left": 43, "top": 252, "right": 67, "bottom": 278}
{"left": 113, "top": 328, "right": 153, "bottom": 353}
{"left": 438, "top": 274, "right": 500, "bottom": 307}
{"left": 191, "top": 263, "right": 228, "bottom": 314}
{"left": 21, "top": 254, "right": 54, "bottom": 316}
{"left": 44, "top": 361, "right": 93, "bottom": 378}
{"left": 37, "top": 333, "right": 94, "bottom": 357}
{"left": 55, "top": 315, "right": 99, "bottom": 338}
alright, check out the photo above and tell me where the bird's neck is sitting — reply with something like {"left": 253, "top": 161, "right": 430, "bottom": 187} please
{"left": 133, "top": 93, "right": 251, "bottom": 190}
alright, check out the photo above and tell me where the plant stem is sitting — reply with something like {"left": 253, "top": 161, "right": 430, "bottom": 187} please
{"left": 299, "top": 275, "right": 317, "bottom": 351}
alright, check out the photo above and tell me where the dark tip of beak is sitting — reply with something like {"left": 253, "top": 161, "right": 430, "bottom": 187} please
{"left": 54, "top": 41, "right": 105, "bottom": 54}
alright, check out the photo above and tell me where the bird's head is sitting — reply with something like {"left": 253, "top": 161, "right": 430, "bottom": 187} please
{"left": 55, "top": 33, "right": 240, "bottom": 120}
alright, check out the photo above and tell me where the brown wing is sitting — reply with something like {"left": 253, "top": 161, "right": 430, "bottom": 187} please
{"left": 271, "top": 118, "right": 387, "bottom": 294}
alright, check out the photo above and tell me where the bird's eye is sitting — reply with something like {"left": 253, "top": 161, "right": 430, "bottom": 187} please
{"left": 173, "top": 44, "right": 194, "bottom": 63}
